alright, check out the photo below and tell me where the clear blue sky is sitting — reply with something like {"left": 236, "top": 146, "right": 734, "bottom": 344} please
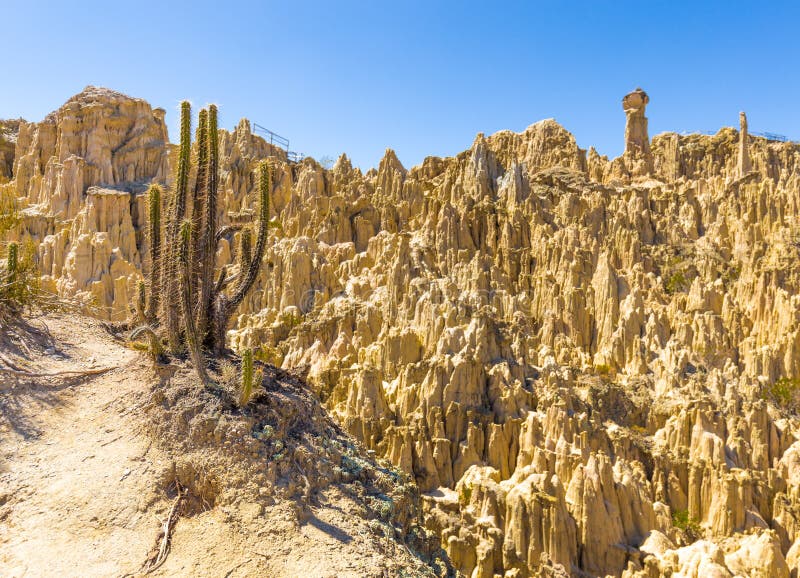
{"left": 3, "top": 1, "right": 799, "bottom": 170}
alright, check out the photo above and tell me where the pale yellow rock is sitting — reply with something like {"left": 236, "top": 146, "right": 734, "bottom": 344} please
{"left": 5, "top": 87, "right": 800, "bottom": 577}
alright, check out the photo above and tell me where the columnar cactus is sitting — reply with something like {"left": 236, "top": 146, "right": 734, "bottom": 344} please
{"left": 6, "top": 242, "right": 18, "bottom": 283}
{"left": 197, "top": 104, "right": 219, "bottom": 339}
{"left": 161, "top": 101, "right": 193, "bottom": 351}
{"left": 178, "top": 219, "right": 209, "bottom": 384}
{"left": 134, "top": 102, "right": 275, "bottom": 385}
{"left": 144, "top": 184, "right": 162, "bottom": 323}
{"left": 190, "top": 108, "right": 209, "bottom": 292}
{"left": 239, "top": 348, "right": 254, "bottom": 406}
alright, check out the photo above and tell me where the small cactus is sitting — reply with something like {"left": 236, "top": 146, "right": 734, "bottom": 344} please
{"left": 135, "top": 279, "right": 147, "bottom": 323}
{"left": 6, "top": 242, "right": 18, "bottom": 283}
{"left": 238, "top": 348, "right": 262, "bottom": 407}
{"left": 144, "top": 184, "right": 162, "bottom": 322}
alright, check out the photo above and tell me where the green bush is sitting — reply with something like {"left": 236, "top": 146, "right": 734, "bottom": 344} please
{"left": 1, "top": 240, "right": 40, "bottom": 319}
{"left": 672, "top": 509, "right": 702, "bottom": 541}
{"left": 595, "top": 364, "right": 612, "bottom": 377}
{"left": 665, "top": 271, "right": 688, "bottom": 294}
{"left": 763, "top": 377, "right": 800, "bottom": 412}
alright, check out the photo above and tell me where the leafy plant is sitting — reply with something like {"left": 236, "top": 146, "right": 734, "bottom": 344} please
{"left": 594, "top": 363, "right": 612, "bottom": 377}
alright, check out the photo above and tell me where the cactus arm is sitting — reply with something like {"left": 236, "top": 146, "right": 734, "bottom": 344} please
{"left": 144, "top": 184, "right": 162, "bottom": 323}
{"left": 211, "top": 162, "right": 271, "bottom": 353}
{"left": 190, "top": 108, "right": 209, "bottom": 301}
{"left": 130, "top": 325, "right": 164, "bottom": 361}
{"left": 162, "top": 101, "right": 192, "bottom": 352}
{"left": 178, "top": 220, "right": 210, "bottom": 384}
{"left": 197, "top": 105, "right": 219, "bottom": 342}
{"left": 227, "top": 161, "right": 271, "bottom": 312}
{"left": 238, "top": 227, "right": 252, "bottom": 270}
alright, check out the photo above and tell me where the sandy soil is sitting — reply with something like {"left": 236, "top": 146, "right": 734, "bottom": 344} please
{"left": 0, "top": 314, "right": 439, "bottom": 577}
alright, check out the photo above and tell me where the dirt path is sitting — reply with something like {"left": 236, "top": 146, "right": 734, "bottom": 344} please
{"left": 0, "top": 315, "right": 439, "bottom": 578}
{"left": 0, "top": 315, "right": 168, "bottom": 577}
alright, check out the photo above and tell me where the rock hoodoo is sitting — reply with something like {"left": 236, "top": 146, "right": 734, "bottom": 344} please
{"left": 739, "top": 110, "right": 752, "bottom": 177}
{"left": 622, "top": 87, "right": 652, "bottom": 176}
{"left": 3, "top": 87, "right": 800, "bottom": 577}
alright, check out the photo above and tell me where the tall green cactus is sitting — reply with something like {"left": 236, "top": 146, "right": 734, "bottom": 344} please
{"left": 197, "top": 105, "right": 219, "bottom": 340}
{"left": 178, "top": 219, "right": 209, "bottom": 384}
{"left": 6, "top": 242, "right": 18, "bottom": 284}
{"left": 162, "top": 101, "right": 193, "bottom": 351}
{"left": 191, "top": 108, "right": 209, "bottom": 294}
{"left": 135, "top": 102, "right": 275, "bottom": 385}
{"left": 144, "top": 184, "right": 162, "bottom": 322}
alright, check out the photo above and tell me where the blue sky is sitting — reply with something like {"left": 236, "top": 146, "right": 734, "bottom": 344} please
{"left": 3, "top": 1, "right": 799, "bottom": 170}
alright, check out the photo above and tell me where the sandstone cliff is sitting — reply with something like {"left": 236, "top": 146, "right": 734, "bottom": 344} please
{"left": 4, "top": 87, "right": 800, "bottom": 577}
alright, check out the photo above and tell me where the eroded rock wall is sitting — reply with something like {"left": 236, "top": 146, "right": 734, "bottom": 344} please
{"left": 5, "top": 87, "right": 800, "bottom": 577}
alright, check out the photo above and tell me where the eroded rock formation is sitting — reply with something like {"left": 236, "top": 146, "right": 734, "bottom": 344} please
{"left": 740, "top": 111, "right": 752, "bottom": 177}
{"left": 621, "top": 87, "right": 653, "bottom": 178}
{"left": 4, "top": 87, "right": 800, "bottom": 577}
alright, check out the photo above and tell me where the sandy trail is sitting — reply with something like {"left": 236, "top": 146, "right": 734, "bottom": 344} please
{"left": 0, "top": 315, "right": 165, "bottom": 577}
{"left": 0, "top": 315, "right": 436, "bottom": 578}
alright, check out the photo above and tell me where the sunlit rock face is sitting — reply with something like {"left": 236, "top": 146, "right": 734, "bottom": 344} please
{"left": 6, "top": 87, "right": 169, "bottom": 315}
{"left": 5, "top": 87, "right": 800, "bottom": 577}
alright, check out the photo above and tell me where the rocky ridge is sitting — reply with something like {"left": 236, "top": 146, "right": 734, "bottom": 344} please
{"left": 3, "top": 86, "right": 800, "bottom": 577}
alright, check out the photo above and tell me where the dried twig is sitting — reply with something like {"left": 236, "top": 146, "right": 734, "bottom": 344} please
{"left": 0, "top": 350, "right": 24, "bottom": 371}
{"left": 141, "top": 484, "right": 187, "bottom": 574}
{"left": 0, "top": 366, "right": 116, "bottom": 378}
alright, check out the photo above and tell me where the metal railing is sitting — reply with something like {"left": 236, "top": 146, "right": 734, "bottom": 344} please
{"left": 751, "top": 131, "right": 788, "bottom": 142}
{"left": 678, "top": 129, "right": 790, "bottom": 142}
{"left": 252, "top": 123, "right": 288, "bottom": 149}
{"left": 252, "top": 123, "right": 304, "bottom": 163}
